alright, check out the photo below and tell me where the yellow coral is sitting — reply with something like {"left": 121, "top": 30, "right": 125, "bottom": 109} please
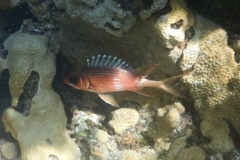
{"left": 155, "top": 0, "right": 240, "bottom": 154}
{"left": 184, "top": 17, "right": 240, "bottom": 153}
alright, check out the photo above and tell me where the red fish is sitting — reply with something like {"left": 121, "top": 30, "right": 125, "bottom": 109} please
{"left": 64, "top": 55, "right": 186, "bottom": 107}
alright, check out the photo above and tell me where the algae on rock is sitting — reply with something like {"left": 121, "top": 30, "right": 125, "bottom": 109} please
{"left": 1, "top": 28, "right": 80, "bottom": 160}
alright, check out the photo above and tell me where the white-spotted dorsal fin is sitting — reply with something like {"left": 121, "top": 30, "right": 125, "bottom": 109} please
{"left": 87, "top": 55, "right": 133, "bottom": 70}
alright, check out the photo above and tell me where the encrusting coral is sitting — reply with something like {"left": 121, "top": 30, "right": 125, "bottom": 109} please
{"left": 155, "top": 0, "right": 240, "bottom": 154}
{"left": 184, "top": 19, "right": 240, "bottom": 153}
{"left": 1, "top": 27, "right": 80, "bottom": 159}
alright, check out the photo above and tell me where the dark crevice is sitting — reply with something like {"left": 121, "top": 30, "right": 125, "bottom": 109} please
{"left": 15, "top": 71, "right": 39, "bottom": 116}
{"left": 185, "top": 26, "right": 195, "bottom": 42}
{"left": 170, "top": 19, "right": 183, "bottom": 29}
{"left": 116, "top": 0, "right": 154, "bottom": 14}
{"left": 0, "top": 69, "right": 11, "bottom": 138}
{"left": 224, "top": 118, "right": 240, "bottom": 148}
{"left": 52, "top": 54, "right": 83, "bottom": 124}
{"left": 186, "top": 0, "right": 240, "bottom": 34}
{"left": 148, "top": 0, "right": 172, "bottom": 22}
{"left": 0, "top": 49, "right": 8, "bottom": 60}
{"left": 2, "top": 3, "right": 37, "bottom": 34}
{"left": 104, "top": 22, "right": 121, "bottom": 32}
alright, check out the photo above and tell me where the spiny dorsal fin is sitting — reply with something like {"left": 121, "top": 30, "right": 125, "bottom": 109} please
{"left": 87, "top": 55, "right": 133, "bottom": 70}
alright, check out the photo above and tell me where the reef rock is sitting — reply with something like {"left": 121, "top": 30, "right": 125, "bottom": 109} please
{"left": 52, "top": 0, "right": 136, "bottom": 37}
{"left": 1, "top": 28, "right": 79, "bottom": 159}
{"left": 155, "top": 0, "right": 240, "bottom": 154}
{"left": 154, "top": 0, "right": 194, "bottom": 49}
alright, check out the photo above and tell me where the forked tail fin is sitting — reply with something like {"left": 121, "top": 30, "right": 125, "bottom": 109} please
{"left": 157, "top": 73, "right": 188, "bottom": 98}
{"left": 140, "top": 73, "right": 188, "bottom": 98}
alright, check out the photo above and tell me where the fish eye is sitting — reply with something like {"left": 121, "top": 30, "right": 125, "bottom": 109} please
{"left": 68, "top": 74, "right": 79, "bottom": 84}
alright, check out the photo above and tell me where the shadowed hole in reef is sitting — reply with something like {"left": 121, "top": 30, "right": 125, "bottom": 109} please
{"left": 0, "top": 3, "right": 37, "bottom": 34}
{"left": 149, "top": 0, "right": 172, "bottom": 22}
{"left": 52, "top": 54, "right": 83, "bottom": 124}
{"left": 0, "top": 69, "right": 11, "bottom": 137}
{"left": 224, "top": 118, "right": 240, "bottom": 148}
{"left": 16, "top": 71, "right": 39, "bottom": 116}
{"left": 116, "top": 0, "right": 153, "bottom": 13}
{"left": 186, "top": 0, "right": 240, "bottom": 34}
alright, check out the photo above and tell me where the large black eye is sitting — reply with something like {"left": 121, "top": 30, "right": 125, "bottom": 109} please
{"left": 68, "top": 73, "right": 79, "bottom": 84}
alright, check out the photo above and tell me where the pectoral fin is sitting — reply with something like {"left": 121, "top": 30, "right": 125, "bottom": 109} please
{"left": 98, "top": 93, "right": 119, "bottom": 107}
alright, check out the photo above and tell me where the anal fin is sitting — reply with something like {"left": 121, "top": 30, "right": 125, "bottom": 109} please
{"left": 98, "top": 93, "right": 119, "bottom": 107}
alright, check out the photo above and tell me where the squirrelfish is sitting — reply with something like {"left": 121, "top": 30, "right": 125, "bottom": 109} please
{"left": 64, "top": 55, "right": 185, "bottom": 107}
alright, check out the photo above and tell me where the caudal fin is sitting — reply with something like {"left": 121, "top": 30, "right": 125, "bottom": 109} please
{"left": 157, "top": 73, "right": 188, "bottom": 98}
{"left": 158, "top": 83, "right": 186, "bottom": 98}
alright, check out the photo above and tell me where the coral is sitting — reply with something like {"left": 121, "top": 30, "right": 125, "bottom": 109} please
{"left": 121, "top": 150, "right": 139, "bottom": 160}
{"left": 1, "top": 142, "right": 18, "bottom": 160}
{"left": 95, "top": 130, "right": 109, "bottom": 144}
{"left": 121, "top": 147, "right": 158, "bottom": 160}
{"left": 177, "top": 146, "right": 206, "bottom": 160}
{"left": 183, "top": 16, "right": 240, "bottom": 153}
{"left": 3, "top": 0, "right": 239, "bottom": 158}
{"left": 154, "top": 0, "right": 194, "bottom": 49}
{"left": 108, "top": 108, "right": 140, "bottom": 134}
{"left": 51, "top": 0, "right": 136, "bottom": 37}
{"left": 70, "top": 108, "right": 103, "bottom": 140}
{"left": 1, "top": 28, "right": 79, "bottom": 159}
{"left": 166, "top": 129, "right": 192, "bottom": 160}
{"left": 147, "top": 102, "right": 190, "bottom": 153}
{"left": 137, "top": 147, "right": 158, "bottom": 160}
{"left": 139, "top": 0, "right": 167, "bottom": 20}
{"left": 89, "top": 131, "right": 121, "bottom": 160}
{"left": 152, "top": 0, "right": 240, "bottom": 154}
{"left": 157, "top": 102, "right": 185, "bottom": 129}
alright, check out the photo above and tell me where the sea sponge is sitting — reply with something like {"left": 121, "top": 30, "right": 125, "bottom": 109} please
{"left": 1, "top": 28, "right": 79, "bottom": 159}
